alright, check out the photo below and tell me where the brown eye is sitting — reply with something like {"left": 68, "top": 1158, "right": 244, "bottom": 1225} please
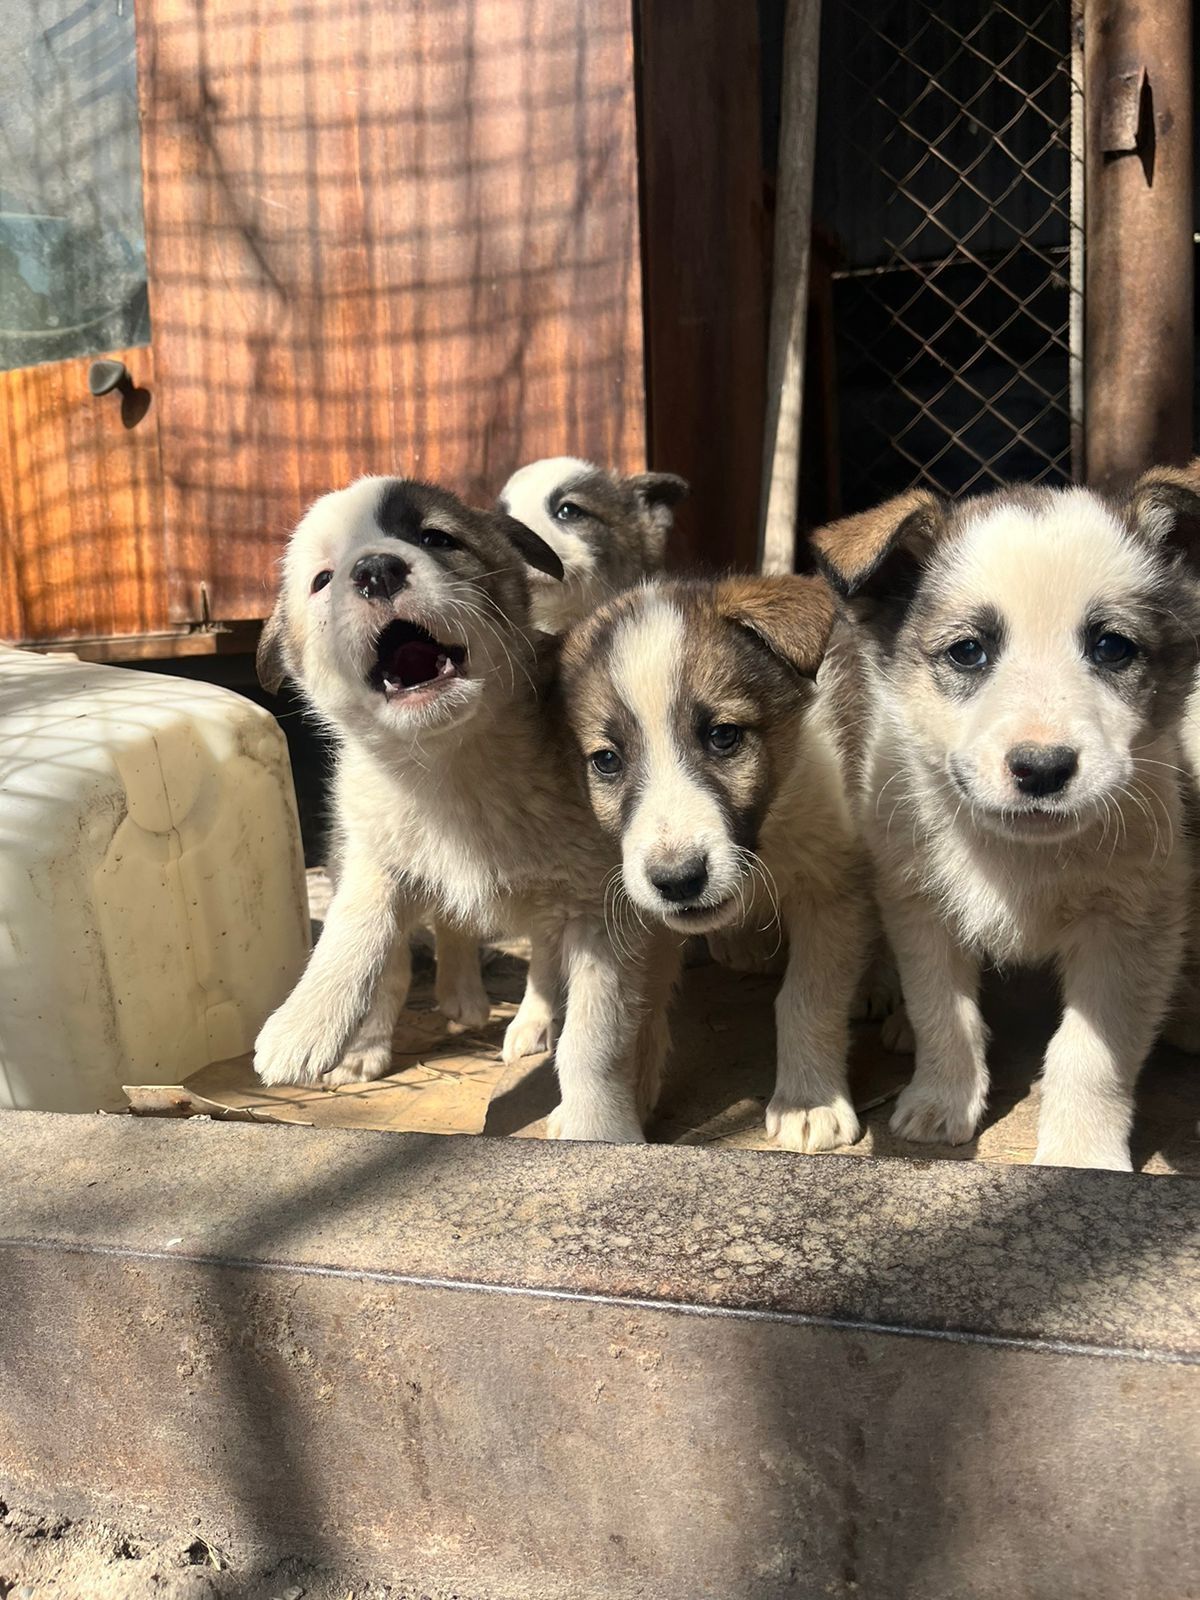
{"left": 591, "top": 748, "right": 623, "bottom": 778}
{"left": 419, "top": 527, "right": 460, "bottom": 550}
{"left": 310, "top": 569, "right": 333, "bottom": 594}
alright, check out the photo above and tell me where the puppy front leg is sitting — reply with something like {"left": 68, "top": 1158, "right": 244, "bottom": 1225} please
{"left": 548, "top": 917, "right": 644, "bottom": 1143}
{"left": 255, "top": 856, "right": 401, "bottom": 1086}
{"left": 433, "top": 921, "right": 491, "bottom": 1030}
{"left": 503, "top": 921, "right": 563, "bottom": 1063}
{"left": 767, "top": 891, "right": 867, "bottom": 1153}
{"left": 885, "top": 893, "right": 988, "bottom": 1144}
{"left": 1037, "top": 916, "right": 1182, "bottom": 1171}
{"left": 325, "top": 935, "right": 412, "bottom": 1086}
{"left": 629, "top": 928, "right": 683, "bottom": 1123}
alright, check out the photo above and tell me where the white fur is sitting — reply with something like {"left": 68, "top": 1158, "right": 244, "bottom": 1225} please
{"left": 860, "top": 488, "right": 1194, "bottom": 1169}
{"left": 255, "top": 480, "right": 676, "bottom": 1143}
{"left": 500, "top": 456, "right": 605, "bottom": 634}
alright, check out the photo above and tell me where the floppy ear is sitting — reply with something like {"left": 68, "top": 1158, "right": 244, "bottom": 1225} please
{"left": 256, "top": 594, "right": 289, "bottom": 695}
{"left": 714, "top": 574, "right": 836, "bottom": 680}
{"left": 809, "top": 487, "right": 946, "bottom": 600}
{"left": 497, "top": 512, "right": 565, "bottom": 581}
{"left": 1125, "top": 461, "right": 1200, "bottom": 561}
{"left": 625, "top": 471, "right": 688, "bottom": 565}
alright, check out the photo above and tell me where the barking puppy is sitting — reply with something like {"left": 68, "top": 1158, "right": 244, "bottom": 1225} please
{"left": 429, "top": 457, "right": 687, "bottom": 1039}
{"left": 560, "top": 575, "right": 876, "bottom": 1153}
{"left": 813, "top": 467, "right": 1200, "bottom": 1170}
{"left": 255, "top": 476, "right": 675, "bottom": 1142}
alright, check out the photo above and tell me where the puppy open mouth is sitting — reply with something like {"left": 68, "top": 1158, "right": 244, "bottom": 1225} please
{"left": 368, "top": 619, "right": 467, "bottom": 699}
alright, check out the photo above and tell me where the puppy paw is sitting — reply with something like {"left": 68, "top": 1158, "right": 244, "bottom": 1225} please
{"left": 889, "top": 1080, "right": 982, "bottom": 1145}
{"left": 851, "top": 958, "right": 903, "bottom": 1022}
{"left": 502, "top": 1006, "right": 557, "bottom": 1063}
{"left": 435, "top": 970, "right": 492, "bottom": 1031}
{"left": 1032, "top": 1138, "right": 1132, "bottom": 1172}
{"left": 880, "top": 1006, "right": 915, "bottom": 1054}
{"left": 766, "top": 1094, "right": 860, "bottom": 1153}
{"left": 254, "top": 1002, "right": 343, "bottom": 1086}
{"left": 545, "top": 1102, "right": 644, "bottom": 1143}
{"left": 323, "top": 1042, "right": 395, "bottom": 1086}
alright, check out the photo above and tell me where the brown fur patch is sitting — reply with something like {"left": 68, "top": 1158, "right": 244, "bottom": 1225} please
{"left": 713, "top": 574, "right": 837, "bottom": 678}
{"left": 810, "top": 488, "right": 946, "bottom": 598}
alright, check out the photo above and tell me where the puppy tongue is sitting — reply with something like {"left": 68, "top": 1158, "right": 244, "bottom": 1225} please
{"left": 383, "top": 639, "right": 454, "bottom": 690}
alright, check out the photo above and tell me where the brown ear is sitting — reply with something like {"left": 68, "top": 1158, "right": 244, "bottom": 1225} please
{"left": 715, "top": 574, "right": 836, "bottom": 680}
{"left": 626, "top": 471, "right": 688, "bottom": 557}
{"left": 1126, "top": 461, "right": 1200, "bottom": 561}
{"left": 256, "top": 594, "right": 289, "bottom": 695}
{"left": 810, "top": 487, "right": 946, "bottom": 599}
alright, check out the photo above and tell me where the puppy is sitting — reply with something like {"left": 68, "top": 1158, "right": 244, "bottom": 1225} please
{"left": 560, "top": 575, "right": 876, "bottom": 1153}
{"left": 813, "top": 467, "right": 1200, "bottom": 1170}
{"left": 255, "top": 476, "right": 676, "bottom": 1142}
{"left": 430, "top": 457, "right": 686, "bottom": 1045}
{"left": 499, "top": 457, "right": 686, "bottom": 634}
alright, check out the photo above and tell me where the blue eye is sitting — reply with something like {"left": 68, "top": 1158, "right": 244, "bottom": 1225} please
{"left": 706, "top": 724, "right": 743, "bottom": 755}
{"left": 1090, "top": 632, "right": 1137, "bottom": 668}
{"left": 555, "top": 501, "right": 584, "bottom": 522}
{"left": 591, "top": 748, "right": 622, "bottom": 777}
{"left": 946, "top": 638, "right": 987, "bottom": 670}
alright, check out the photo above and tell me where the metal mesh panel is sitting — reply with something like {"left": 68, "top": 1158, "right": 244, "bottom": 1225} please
{"left": 814, "top": 0, "right": 1080, "bottom": 512}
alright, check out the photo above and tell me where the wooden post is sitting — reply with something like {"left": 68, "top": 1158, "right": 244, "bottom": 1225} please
{"left": 758, "top": 0, "right": 822, "bottom": 574}
{"left": 1084, "top": 0, "right": 1194, "bottom": 485}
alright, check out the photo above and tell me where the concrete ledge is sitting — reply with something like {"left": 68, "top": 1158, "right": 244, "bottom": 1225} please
{"left": 1, "top": 1113, "right": 1197, "bottom": 1598}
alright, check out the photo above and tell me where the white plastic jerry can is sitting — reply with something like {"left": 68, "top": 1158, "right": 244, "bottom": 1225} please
{"left": 0, "top": 647, "right": 311, "bottom": 1112}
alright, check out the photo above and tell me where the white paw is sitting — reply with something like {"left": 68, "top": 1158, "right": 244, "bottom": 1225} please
{"left": 1033, "top": 1138, "right": 1132, "bottom": 1172}
{"left": 323, "top": 1042, "right": 395, "bottom": 1086}
{"left": 545, "top": 1102, "right": 645, "bottom": 1143}
{"left": 706, "top": 926, "right": 786, "bottom": 974}
{"left": 765, "top": 1094, "right": 860, "bottom": 1153}
{"left": 889, "top": 1079, "right": 983, "bottom": 1145}
{"left": 880, "top": 1006, "right": 915, "bottom": 1054}
{"left": 502, "top": 1006, "right": 557, "bottom": 1064}
{"left": 435, "top": 971, "right": 492, "bottom": 1030}
{"left": 254, "top": 1001, "right": 346, "bottom": 1086}
{"left": 851, "top": 958, "right": 903, "bottom": 1021}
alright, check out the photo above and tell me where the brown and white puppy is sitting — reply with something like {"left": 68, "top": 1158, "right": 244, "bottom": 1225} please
{"left": 428, "top": 456, "right": 687, "bottom": 1043}
{"left": 254, "top": 475, "right": 676, "bottom": 1142}
{"left": 560, "top": 576, "right": 876, "bottom": 1153}
{"left": 813, "top": 467, "right": 1200, "bottom": 1170}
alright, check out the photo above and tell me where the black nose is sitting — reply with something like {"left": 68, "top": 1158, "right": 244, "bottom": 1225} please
{"left": 1006, "top": 742, "right": 1078, "bottom": 798}
{"left": 648, "top": 855, "right": 709, "bottom": 904}
{"left": 351, "top": 553, "right": 410, "bottom": 600}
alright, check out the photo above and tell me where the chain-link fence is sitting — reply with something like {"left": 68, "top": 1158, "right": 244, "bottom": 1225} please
{"left": 813, "top": 0, "right": 1081, "bottom": 514}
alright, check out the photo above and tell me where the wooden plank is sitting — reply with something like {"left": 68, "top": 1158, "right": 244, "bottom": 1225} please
{"left": 0, "top": 346, "right": 166, "bottom": 644}
{"left": 637, "top": 0, "right": 767, "bottom": 573}
{"left": 138, "top": 0, "right": 647, "bottom": 625}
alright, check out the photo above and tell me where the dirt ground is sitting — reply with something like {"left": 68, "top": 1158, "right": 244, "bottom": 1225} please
{"left": 0, "top": 1500, "right": 476, "bottom": 1600}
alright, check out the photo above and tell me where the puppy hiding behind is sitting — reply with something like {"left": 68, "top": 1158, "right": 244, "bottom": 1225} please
{"left": 560, "top": 575, "right": 875, "bottom": 1153}
{"left": 255, "top": 476, "right": 677, "bottom": 1142}
{"left": 813, "top": 466, "right": 1200, "bottom": 1170}
{"left": 428, "top": 457, "right": 687, "bottom": 1038}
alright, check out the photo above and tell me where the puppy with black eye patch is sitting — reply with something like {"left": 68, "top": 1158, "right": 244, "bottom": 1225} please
{"left": 813, "top": 464, "right": 1200, "bottom": 1171}
{"left": 253, "top": 476, "right": 678, "bottom": 1143}
{"left": 425, "top": 456, "right": 687, "bottom": 1052}
{"left": 561, "top": 575, "right": 876, "bottom": 1154}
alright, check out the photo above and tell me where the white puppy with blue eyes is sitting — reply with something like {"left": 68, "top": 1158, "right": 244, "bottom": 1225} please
{"left": 814, "top": 465, "right": 1200, "bottom": 1170}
